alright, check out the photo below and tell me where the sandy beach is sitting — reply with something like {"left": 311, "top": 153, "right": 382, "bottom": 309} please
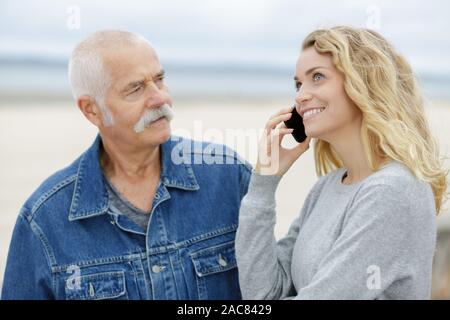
{"left": 1, "top": 98, "right": 449, "bottom": 297}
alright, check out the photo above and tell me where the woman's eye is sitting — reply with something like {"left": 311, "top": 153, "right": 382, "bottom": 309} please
{"left": 295, "top": 82, "right": 302, "bottom": 91}
{"left": 313, "top": 73, "right": 324, "bottom": 82}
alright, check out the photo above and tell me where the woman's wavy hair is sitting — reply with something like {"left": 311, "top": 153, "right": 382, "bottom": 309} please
{"left": 302, "top": 26, "right": 448, "bottom": 214}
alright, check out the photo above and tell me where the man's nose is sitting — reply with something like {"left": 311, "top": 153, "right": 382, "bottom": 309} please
{"left": 145, "top": 83, "right": 170, "bottom": 109}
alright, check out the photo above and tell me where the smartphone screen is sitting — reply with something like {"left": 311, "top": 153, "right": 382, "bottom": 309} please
{"left": 284, "top": 106, "right": 307, "bottom": 143}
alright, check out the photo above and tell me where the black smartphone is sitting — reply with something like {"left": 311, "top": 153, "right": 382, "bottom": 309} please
{"left": 284, "top": 106, "right": 307, "bottom": 143}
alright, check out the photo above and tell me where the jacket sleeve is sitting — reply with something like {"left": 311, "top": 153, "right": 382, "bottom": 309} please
{"left": 1, "top": 213, "right": 54, "bottom": 300}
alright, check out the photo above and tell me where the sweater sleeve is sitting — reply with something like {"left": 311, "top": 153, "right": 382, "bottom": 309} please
{"left": 235, "top": 172, "right": 318, "bottom": 299}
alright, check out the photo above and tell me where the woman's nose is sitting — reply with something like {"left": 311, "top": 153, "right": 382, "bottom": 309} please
{"left": 295, "top": 90, "right": 313, "bottom": 105}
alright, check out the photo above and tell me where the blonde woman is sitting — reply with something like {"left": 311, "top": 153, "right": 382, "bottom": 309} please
{"left": 235, "top": 26, "right": 448, "bottom": 300}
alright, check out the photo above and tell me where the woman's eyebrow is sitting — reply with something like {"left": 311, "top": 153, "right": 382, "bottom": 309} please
{"left": 305, "top": 66, "right": 327, "bottom": 75}
{"left": 295, "top": 66, "right": 327, "bottom": 80}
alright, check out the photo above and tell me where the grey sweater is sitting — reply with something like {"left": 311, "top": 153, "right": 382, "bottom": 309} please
{"left": 235, "top": 160, "right": 437, "bottom": 300}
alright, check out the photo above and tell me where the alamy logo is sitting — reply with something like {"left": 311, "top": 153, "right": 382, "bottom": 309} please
{"left": 66, "top": 264, "right": 81, "bottom": 290}
{"left": 366, "top": 265, "right": 381, "bottom": 290}
{"left": 66, "top": 5, "right": 81, "bottom": 30}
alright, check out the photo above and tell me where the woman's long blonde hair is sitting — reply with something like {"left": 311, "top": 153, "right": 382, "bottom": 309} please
{"left": 302, "top": 26, "right": 448, "bottom": 214}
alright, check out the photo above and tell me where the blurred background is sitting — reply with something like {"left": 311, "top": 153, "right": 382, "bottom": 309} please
{"left": 0, "top": 0, "right": 449, "bottom": 299}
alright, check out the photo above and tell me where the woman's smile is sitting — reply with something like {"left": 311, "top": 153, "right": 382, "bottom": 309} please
{"left": 303, "top": 107, "right": 326, "bottom": 121}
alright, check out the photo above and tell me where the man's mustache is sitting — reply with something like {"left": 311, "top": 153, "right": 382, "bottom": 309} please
{"left": 133, "top": 104, "right": 174, "bottom": 133}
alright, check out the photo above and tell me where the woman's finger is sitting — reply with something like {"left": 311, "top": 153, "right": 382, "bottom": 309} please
{"left": 265, "top": 113, "right": 292, "bottom": 131}
{"left": 269, "top": 128, "right": 294, "bottom": 153}
{"left": 269, "top": 106, "right": 295, "bottom": 120}
{"left": 277, "top": 126, "right": 293, "bottom": 144}
{"left": 288, "top": 136, "right": 312, "bottom": 159}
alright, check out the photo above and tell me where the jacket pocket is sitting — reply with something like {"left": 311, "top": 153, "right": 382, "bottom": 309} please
{"left": 189, "top": 241, "right": 241, "bottom": 300}
{"left": 65, "top": 271, "right": 127, "bottom": 300}
{"left": 190, "top": 241, "right": 237, "bottom": 276}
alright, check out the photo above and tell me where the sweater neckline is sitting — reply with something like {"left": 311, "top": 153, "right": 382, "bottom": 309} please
{"left": 335, "top": 160, "right": 397, "bottom": 191}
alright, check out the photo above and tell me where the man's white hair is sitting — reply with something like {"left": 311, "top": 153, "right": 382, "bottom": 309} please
{"left": 68, "top": 30, "right": 150, "bottom": 126}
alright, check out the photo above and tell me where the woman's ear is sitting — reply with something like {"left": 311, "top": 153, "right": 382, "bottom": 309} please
{"left": 77, "top": 95, "right": 103, "bottom": 127}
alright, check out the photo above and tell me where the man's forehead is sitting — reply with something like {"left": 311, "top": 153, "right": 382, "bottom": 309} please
{"left": 102, "top": 45, "right": 162, "bottom": 86}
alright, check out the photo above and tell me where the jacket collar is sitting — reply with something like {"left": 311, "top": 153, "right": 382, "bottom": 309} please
{"left": 69, "top": 135, "right": 199, "bottom": 221}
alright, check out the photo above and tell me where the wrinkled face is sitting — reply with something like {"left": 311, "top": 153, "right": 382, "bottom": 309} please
{"left": 99, "top": 42, "right": 173, "bottom": 149}
{"left": 294, "top": 46, "right": 362, "bottom": 142}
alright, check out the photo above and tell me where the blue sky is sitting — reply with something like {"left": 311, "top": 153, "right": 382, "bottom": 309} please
{"left": 1, "top": 0, "right": 449, "bottom": 98}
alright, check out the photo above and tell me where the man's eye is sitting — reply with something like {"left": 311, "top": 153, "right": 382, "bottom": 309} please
{"left": 156, "top": 77, "right": 165, "bottom": 86}
{"left": 313, "top": 73, "right": 324, "bottom": 81}
{"left": 130, "top": 86, "right": 143, "bottom": 94}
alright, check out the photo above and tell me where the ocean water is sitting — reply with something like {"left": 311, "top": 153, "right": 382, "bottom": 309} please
{"left": 1, "top": 58, "right": 449, "bottom": 101}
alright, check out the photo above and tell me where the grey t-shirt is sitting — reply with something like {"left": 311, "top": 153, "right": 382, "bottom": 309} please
{"left": 104, "top": 177, "right": 150, "bottom": 232}
{"left": 235, "top": 160, "right": 437, "bottom": 299}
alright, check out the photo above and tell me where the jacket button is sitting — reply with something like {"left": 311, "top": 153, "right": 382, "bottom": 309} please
{"left": 218, "top": 256, "right": 227, "bottom": 267}
{"left": 152, "top": 265, "right": 162, "bottom": 273}
{"left": 89, "top": 283, "right": 95, "bottom": 297}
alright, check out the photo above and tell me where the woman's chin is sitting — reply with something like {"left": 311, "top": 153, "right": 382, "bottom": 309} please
{"left": 305, "top": 128, "right": 323, "bottom": 140}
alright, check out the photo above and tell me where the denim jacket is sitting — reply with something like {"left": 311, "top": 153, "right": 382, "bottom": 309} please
{"left": 2, "top": 135, "right": 251, "bottom": 300}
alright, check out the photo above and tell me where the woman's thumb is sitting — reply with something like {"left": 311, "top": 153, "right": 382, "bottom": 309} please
{"left": 291, "top": 136, "right": 312, "bottom": 157}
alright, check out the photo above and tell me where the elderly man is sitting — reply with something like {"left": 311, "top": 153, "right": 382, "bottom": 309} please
{"left": 2, "top": 30, "right": 251, "bottom": 300}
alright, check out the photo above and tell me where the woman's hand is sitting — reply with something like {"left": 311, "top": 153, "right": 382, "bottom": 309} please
{"left": 255, "top": 106, "right": 312, "bottom": 176}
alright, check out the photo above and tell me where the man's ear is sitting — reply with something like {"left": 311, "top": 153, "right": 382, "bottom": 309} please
{"left": 77, "top": 95, "right": 103, "bottom": 127}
